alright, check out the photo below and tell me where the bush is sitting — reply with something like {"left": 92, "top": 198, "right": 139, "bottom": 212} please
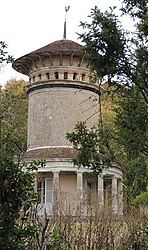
{"left": 134, "top": 192, "right": 148, "bottom": 206}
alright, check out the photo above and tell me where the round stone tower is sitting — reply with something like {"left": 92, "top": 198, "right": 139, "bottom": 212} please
{"left": 13, "top": 39, "right": 123, "bottom": 216}
{"left": 13, "top": 39, "right": 100, "bottom": 158}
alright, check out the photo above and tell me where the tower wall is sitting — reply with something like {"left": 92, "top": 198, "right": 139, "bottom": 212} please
{"left": 12, "top": 39, "right": 100, "bottom": 153}
{"left": 27, "top": 84, "right": 99, "bottom": 150}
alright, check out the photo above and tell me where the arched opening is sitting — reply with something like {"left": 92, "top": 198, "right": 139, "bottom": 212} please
{"left": 38, "top": 74, "right": 42, "bottom": 81}
{"left": 54, "top": 72, "right": 59, "bottom": 79}
{"left": 64, "top": 72, "right": 68, "bottom": 79}
{"left": 82, "top": 74, "right": 85, "bottom": 81}
{"left": 73, "top": 73, "right": 77, "bottom": 80}
{"left": 46, "top": 73, "right": 50, "bottom": 80}
{"left": 33, "top": 76, "right": 35, "bottom": 82}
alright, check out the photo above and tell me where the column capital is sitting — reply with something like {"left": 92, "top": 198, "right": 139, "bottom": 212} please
{"left": 112, "top": 175, "right": 118, "bottom": 180}
{"left": 76, "top": 170, "right": 84, "bottom": 174}
{"left": 98, "top": 173, "right": 104, "bottom": 179}
{"left": 52, "top": 170, "right": 60, "bottom": 174}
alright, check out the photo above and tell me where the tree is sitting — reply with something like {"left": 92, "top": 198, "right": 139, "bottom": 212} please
{"left": 0, "top": 133, "right": 41, "bottom": 249}
{"left": 67, "top": 0, "right": 148, "bottom": 203}
{"left": 78, "top": 1, "right": 148, "bottom": 103}
{"left": 113, "top": 86, "right": 148, "bottom": 199}
{"left": 0, "top": 84, "right": 45, "bottom": 249}
{"left": 0, "top": 45, "right": 42, "bottom": 249}
{"left": 1, "top": 79, "right": 28, "bottom": 153}
{"left": 0, "top": 41, "right": 14, "bottom": 70}
{"left": 121, "top": 0, "right": 148, "bottom": 36}
{"left": 66, "top": 121, "right": 114, "bottom": 173}
{"left": 114, "top": 86, "right": 148, "bottom": 158}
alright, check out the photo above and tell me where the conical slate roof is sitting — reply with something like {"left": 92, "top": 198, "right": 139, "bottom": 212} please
{"left": 12, "top": 39, "right": 83, "bottom": 75}
{"left": 32, "top": 39, "right": 82, "bottom": 54}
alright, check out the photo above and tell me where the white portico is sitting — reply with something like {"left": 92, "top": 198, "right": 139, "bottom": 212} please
{"left": 33, "top": 156, "right": 123, "bottom": 216}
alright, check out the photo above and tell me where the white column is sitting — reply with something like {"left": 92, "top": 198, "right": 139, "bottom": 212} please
{"left": 53, "top": 171, "right": 60, "bottom": 191}
{"left": 112, "top": 176, "right": 118, "bottom": 214}
{"left": 118, "top": 179, "right": 123, "bottom": 216}
{"left": 34, "top": 172, "right": 38, "bottom": 192}
{"left": 76, "top": 171, "right": 83, "bottom": 215}
{"left": 52, "top": 171, "right": 60, "bottom": 214}
{"left": 50, "top": 72, "right": 54, "bottom": 80}
{"left": 98, "top": 175, "right": 104, "bottom": 210}
{"left": 59, "top": 72, "right": 63, "bottom": 80}
{"left": 77, "top": 171, "right": 83, "bottom": 200}
{"left": 69, "top": 72, "right": 73, "bottom": 81}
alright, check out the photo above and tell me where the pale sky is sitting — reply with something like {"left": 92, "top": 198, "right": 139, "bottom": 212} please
{"left": 0, "top": 0, "right": 131, "bottom": 86}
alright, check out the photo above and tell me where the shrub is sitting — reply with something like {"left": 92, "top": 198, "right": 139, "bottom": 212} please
{"left": 134, "top": 192, "right": 148, "bottom": 206}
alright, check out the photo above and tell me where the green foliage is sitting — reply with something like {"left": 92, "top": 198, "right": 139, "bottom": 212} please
{"left": 49, "top": 228, "right": 69, "bottom": 250}
{"left": 123, "top": 157, "right": 147, "bottom": 201}
{"left": 135, "top": 46, "right": 148, "bottom": 100}
{"left": 0, "top": 79, "right": 42, "bottom": 249}
{"left": 113, "top": 86, "right": 148, "bottom": 199}
{"left": 1, "top": 79, "right": 28, "bottom": 152}
{"left": 121, "top": 0, "right": 148, "bottom": 37}
{"left": 0, "top": 128, "right": 44, "bottom": 249}
{"left": 66, "top": 121, "right": 115, "bottom": 173}
{"left": 0, "top": 41, "right": 41, "bottom": 249}
{"left": 131, "top": 223, "right": 148, "bottom": 250}
{"left": 114, "top": 87, "right": 148, "bottom": 157}
{"left": 134, "top": 192, "right": 148, "bottom": 206}
{"left": 79, "top": 6, "right": 125, "bottom": 81}
{"left": 78, "top": 2, "right": 148, "bottom": 102}
{"left": 0, "top": 41, "right": 14, "bottom": 67}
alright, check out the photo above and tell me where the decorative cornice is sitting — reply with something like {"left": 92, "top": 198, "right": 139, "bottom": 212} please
{"left": 26, "top": 82, "right": 100, "bottom": 96}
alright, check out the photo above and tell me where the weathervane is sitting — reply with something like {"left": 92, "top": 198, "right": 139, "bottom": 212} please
{"left": 63, "top": 6, "right": 70, "bottom": 39}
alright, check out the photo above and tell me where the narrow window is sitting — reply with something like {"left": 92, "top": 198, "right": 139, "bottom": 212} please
{"left": 37, "top": 181, "right": 42, "bottom": 203}
{"left": 46, "top": 73, "right": 50, "bottom": 80}
{"left": 54, "top": 72, "right": 59, "bottom": 79}
{"left": 38, "top": 74, "right": 42, "bottom": 81}
{"left": 64, "top": 72, "right": 68, "bottom": 79}
{"left": 82, "top": 74, "right": 85, "bottom": 81}
{"left": 73, "top": 73, "right": 77, "bottom": 80}
{"left": 37, "top": 178, "right": 53, "bottom": 204}
{"left": 33, "top": 76, "right": 35, "bottom": 82}
{"left": 45, "top": 178, "right": 53, "bottom": 202}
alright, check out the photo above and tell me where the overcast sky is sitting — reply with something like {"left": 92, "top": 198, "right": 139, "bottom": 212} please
{"left": 1, "top": 0, "right": 132, "bottom": 86}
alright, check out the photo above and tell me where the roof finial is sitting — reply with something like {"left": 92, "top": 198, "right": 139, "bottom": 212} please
{"left": 63, "top": 6, "right": 70, "bottom": 39}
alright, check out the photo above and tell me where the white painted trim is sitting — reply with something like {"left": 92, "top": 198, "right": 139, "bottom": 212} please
{"left": 27, "top": 145, "right": 73, "bottom": 152}
{"left": 37, "top": 165, "right": 122, "bottom": 179}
